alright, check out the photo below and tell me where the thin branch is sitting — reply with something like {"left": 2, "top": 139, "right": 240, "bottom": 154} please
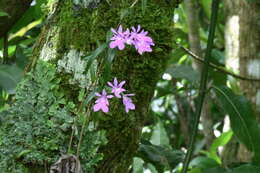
{"left": 174, "top": 42, "right": 260, "bottom": 82}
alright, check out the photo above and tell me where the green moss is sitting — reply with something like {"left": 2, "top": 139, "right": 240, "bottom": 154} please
{"left": 0, "top": 61, "right": 106, "bottom": 173}
{"left": 6, "top": 0, "right": 177, "bottom": 172}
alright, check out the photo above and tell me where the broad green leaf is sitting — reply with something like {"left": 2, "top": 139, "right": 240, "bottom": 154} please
{"left": 190, "top": 157, "right": 219, "bottom": 171}
{"left": 204, "top": 167, "right": 227, "bottom": 173}
{"left": 211, "top": 49, "right": 225, "bottom": 65}
{"left": 10, "top": 7, "right": 38, "bottom": 34}
{"left": 16, "top": 46, "right": 29, "bottom": 69}
{"left": 137, "top": 140, "right": 184, "bottom": 172}
{"left": 133, "top": 157, "right": 144, "bottom": 173}
{"left": 150, "top": 120, "right": 170, "bottom": 146}
{"left": 227, "top": 164, "right": 260, "bottom": 173}
{"left": 168, "top": 46, "right": 187, "bottom": 64}
{"left": 0, "top": 65, "right": 23, "bottom": 94}
{"left": 146, "top": 163, "right": 158, "bottom": 173}
{"left": 188, "top": 167, "right": 202, "bottom": 173}
{"left": 166, "top": 65, "right": 200, "bottom": 83}
{"left": 35, "top": 0, "right": 47, "bottom": 18}
{"left": 208, "top": 130, "right": 233, "bottom": 163}
{"left": 213, "top": 86, "right": 260, "bottom": 164}
{"left": 0, "top": 11, "right": 9, "bottom": 17}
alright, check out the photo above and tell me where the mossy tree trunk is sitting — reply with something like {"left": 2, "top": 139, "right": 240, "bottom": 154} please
{"left": 1, "top": 0, "right": 177, "bottom": 173}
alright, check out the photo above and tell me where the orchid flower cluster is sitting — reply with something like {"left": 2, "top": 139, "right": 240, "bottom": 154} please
{"left": 93, "top": 78, "right": 135, "bottom": 113}
{"left": 109, "top": 25, "right": 154, "bottom": 55}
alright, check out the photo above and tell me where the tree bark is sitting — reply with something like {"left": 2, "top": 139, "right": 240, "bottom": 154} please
{"left": 237, "top": 0, "right": 260, "bottom": 163}
{"left": 0, "top": 0, "right": 177, "bottom": 172}
{"left": 222, "top": 0, "right": 260, "bottom": 165}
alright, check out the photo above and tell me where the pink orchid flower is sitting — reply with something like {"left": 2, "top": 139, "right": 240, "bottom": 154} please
{"left": 107, "top": 78, "right": 126, "bottom": 98}
{"left": 93, "top": 89, "right": 113, "bottom": 113}
{"left": 122, "top": 94, "right": 135, "bottom": 113}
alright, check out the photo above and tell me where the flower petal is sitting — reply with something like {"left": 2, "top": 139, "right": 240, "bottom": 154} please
{"left": 93, "top": 104, "right": 101, "bottom": 112}
{"left": 111, "top": 28, "right": 117, "bottom": 34}
{"left": 102, "top": 89, "right": 107, "bottom": 95}
{"left": 109, "top": 41, "right": 117, "bottom": 49}
{"left": 114, "top": 78, "right": 118, "bottom": 86}
{"left": 118, "top": 25, "right": 123, "bottom": 33}
{"left": 95, "top": 92, "right": 101, "bottom": 97}
{"left": 107, "top": 82, "right": 114, "bottom": 87}
{"left": 119, "top": 81, "right": 126, "bottom": 87}
{"left": 101, "top": 105, "right": 109, "bottom": 113}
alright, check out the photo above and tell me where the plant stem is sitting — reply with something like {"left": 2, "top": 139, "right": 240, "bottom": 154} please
{"left": 181, "top": 0, "right": 220, "bottom": 172}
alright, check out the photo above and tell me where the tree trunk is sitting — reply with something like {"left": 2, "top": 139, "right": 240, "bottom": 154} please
{"left": 0, "top": 0, "right": 177, "bottom": 172}
{"left": 237, "top": 0, "right": 260, "bottom": 162}
{"left": 221, "top": 0, "right": 240, "bottom": 167}
{"left": 222, "top": 0, "right": 260, "bottom": 165}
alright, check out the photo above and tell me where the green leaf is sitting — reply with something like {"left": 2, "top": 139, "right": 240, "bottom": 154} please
{"left": 10, "top": 7, "right": 38, "bottom": 34}
{"left": 150, "top": 120, "right": 170, "bottom": 146}
{"left": 190, "top": 157, "right": 219, "bottom": 171}
{"left": 208, "top": 130, "right": 233, "bottom": 163}
{"left": 17, "top": 150, "right": 31, "bottom": 158}
{"left": 35, "top": 0, "right": 47, "bottom": 18}
{"left": 83, "top": 89, "right": 98, "bottom": 106}
{"left": 203, "top": 167, "right": 227, "bottom": 173}
{"left": 133, "top": 157, "right": 144, "bottom": 173}
{"left": 103, "top": 48, "right": 116, "bottom": 82}
{"left": 227, "top": 164, "right": 260, "bottom": 173}
{"left": 188, "top": 167, "right": 202, "bottom": 173}
{"left": 166, "top": 65, "right": 200, "bottom": 83}
{"left": 0, "top": 11, "right": 9, "bottom": 17}
{"left": 85, "top": 43, "right": 107, "bottom": 73}
{"left": 200, "top": 0, "right": 211, "bottom": 18}
{"left": 137, "top": 140, "right": 184, "bottom": 172}
{"left": 211, "top": 49, "right": 225, "bottom": 65}
{"left": 0, "top": 65, "right": 23, "bottom": 94}
{"left": 15, "top": 46, "right": 29, "bottom": 69}
{"left": 213, "top": 86, "right": 260, "bottom": 164}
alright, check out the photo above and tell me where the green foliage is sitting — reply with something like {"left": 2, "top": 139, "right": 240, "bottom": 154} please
{"left": 166, "top": 65, "right": 200, "bottom": 83}
{"left": 189, "top": 156, "right": 220, "bottom": 172}
{"left": 227, "top": 164, "right": 260, "bottom": 173}
{"left": 214, "top": 86, "right": 260, "bottom": 164}
{"left": 0, "top": 64, "right": 23, "bottom": 94}
{"left": 0, "top": 61, "right": 106, "bottom": 172}
{"left": 208, "top": 130, "right": 233, "bottom": 163}
{"left": 0, "top": 11, "right": 9, "bottom": 17}
{"left": 137, "top": 140, "right": 184, "bottom": 172}
{"left": 150, "top": 120, "right": 170, "bottom": 146}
